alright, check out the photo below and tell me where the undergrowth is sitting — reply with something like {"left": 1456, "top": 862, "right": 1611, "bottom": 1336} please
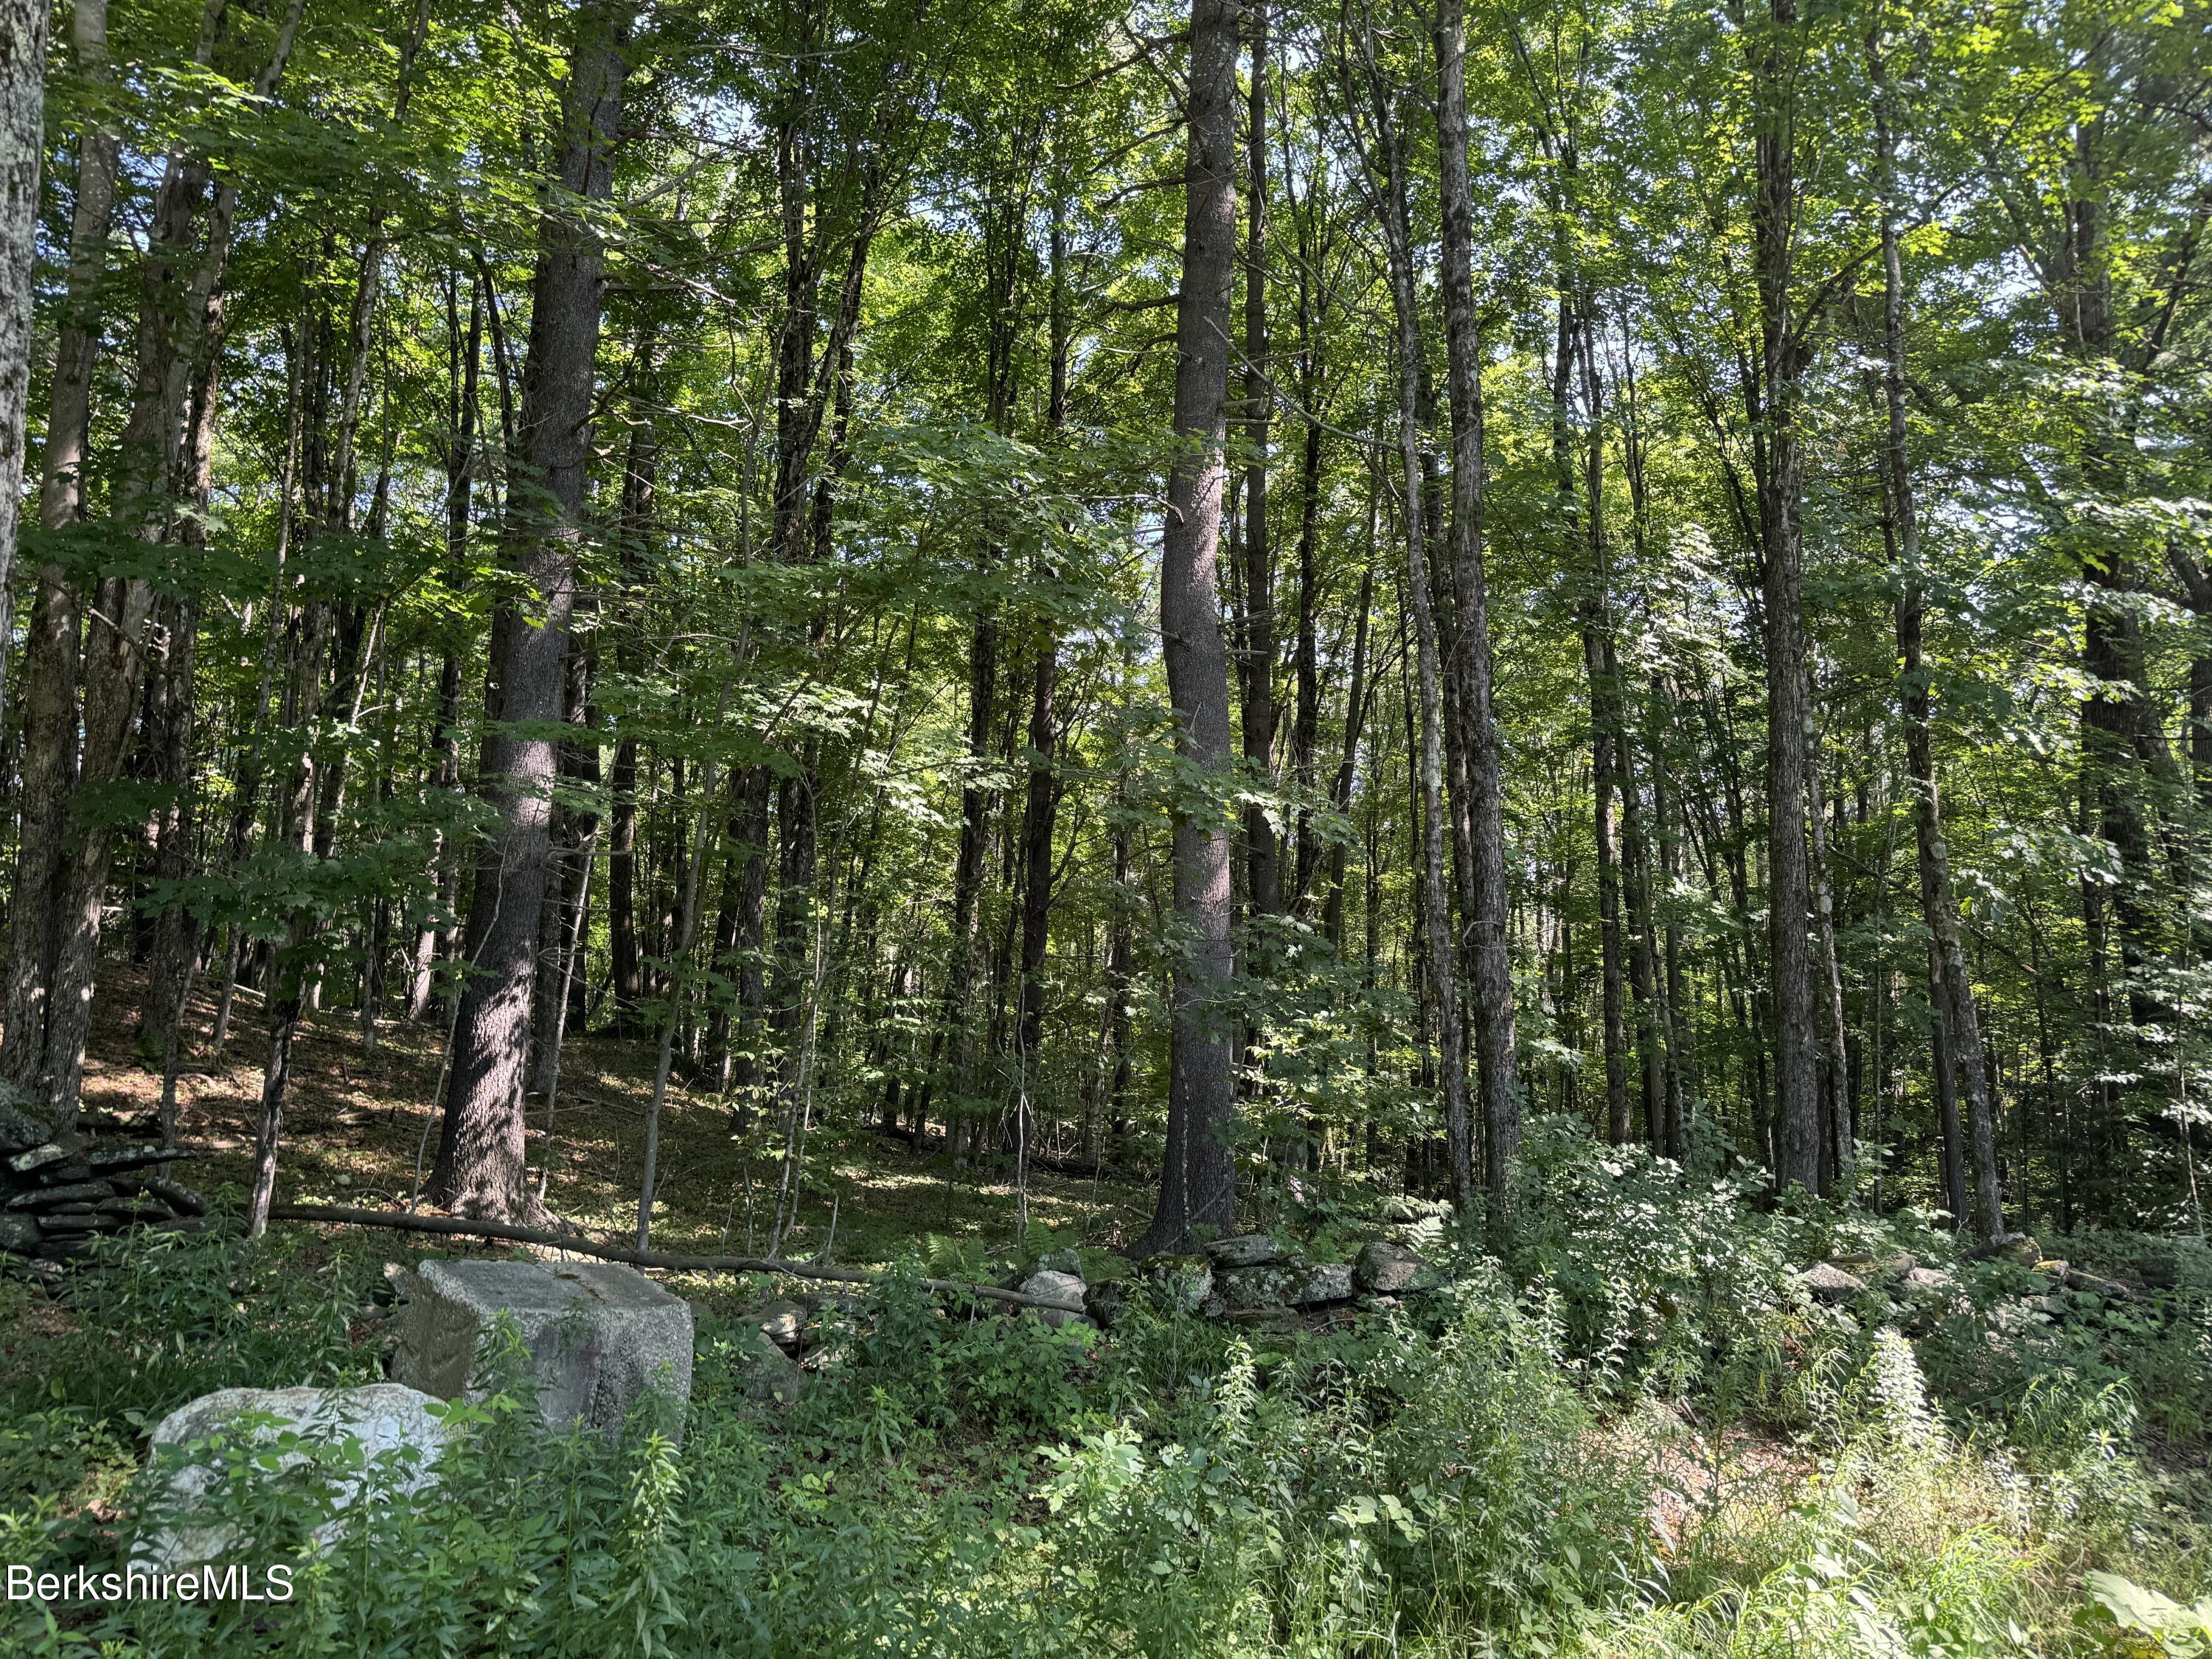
{"left": 0, "top": 1138, "right": 2203, "bottom": 1656}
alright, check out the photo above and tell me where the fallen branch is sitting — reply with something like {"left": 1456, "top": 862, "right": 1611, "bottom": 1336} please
{"left": 266, "top": 1203, "right": 1088, "bottom": 1315}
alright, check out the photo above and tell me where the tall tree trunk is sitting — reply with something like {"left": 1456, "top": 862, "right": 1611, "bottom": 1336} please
{"left": 1136, "top": 0, "right": 1240, "bottom": 1254}
{"left": 432, "top": 0, "right": 633, "bottom": 1218}
{"left": 1874, "top": 35, "right": 2003, "bottom": 1239}
{"left": 0, "top": 0, "right": 46, "bottom": 710}
{"left": 1752, "top": 0, "right": 1822, "bottom": 1193}
{"left": 1239, "top": 4, "right": 1280, "bottom": 926}
{"left": 1434, "top": 0, "right": 1520, "bottom": 1212}
{"left": 1363, "top": 60, "right": 1475, "bottom": 1216}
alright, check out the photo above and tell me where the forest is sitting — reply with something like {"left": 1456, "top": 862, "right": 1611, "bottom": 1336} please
{"left": 0, "top": 0, "right": 2208, "bottom": 1646}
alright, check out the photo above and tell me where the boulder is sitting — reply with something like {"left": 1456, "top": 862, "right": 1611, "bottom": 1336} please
{"left": 1081, "top": 1279, "right": 1127, "bottom": 1329}
{"left": 1353, "top": 1241, "right": 1430, "bottom": 1295}
{"left": 1798, "top": 1262, "right": 1867, "bottom": 1303}
{"left": 739, "top": 1332, "right": 806, "bottom": 1406}
{"left": 139, "top": 1382, "right": 448, "bottom": 1571}
{"left": 1215, "top": 1262, "right": 1306, "bottom": 1311}
{"left": 1016, "top": 1268, "right": 1090, "bottom": 1329}
{"left": 1205, "top": 1234, "right": 1283, "bottom": 1269}
{"left": 2138, "top": 1254, "right": 2178, "bottom": 1290}
{"left": 1902, "top": 1266, "right": 1955, "bottom": 1295}
{"left": 1993, "top": 1234, "right": 2043, "bottom": 1267}
{"left": 0, "top": 1100, "right": 49, "bottom": 1158}
{"left": 392, "top": 1259, "right": 693, "bottom": 1443}
{"left": 1290, "top": 1263, "right": 1355, "bottom": 1306}
{"left": 6, "top": 1142, "right": 73, "bottom": 1177}
{"left": 747, "top": 1298, "right": 810, "bottom": 1353}
{"left": 1139, "top": 1255, "right": 1214, "bottom": 1312}
{"left": 0, "top": 1214, "right": 39, "bottom": 1254}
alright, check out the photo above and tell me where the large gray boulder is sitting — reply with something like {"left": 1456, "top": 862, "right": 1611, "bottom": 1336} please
{"left": 1798, "top": 1262, "right": 1868, "bottom": 1303}
{"left": 1290, "top": 1263, "right": 1354, "bottom": 1307}
{"left": 139, "top": 1383, "right": 448, "bottom": 1571}
{"left": 392, "top": 1259, "right": 693, "bottom": 1443}
{"left": 1016, "top": 1268, "right": 1090, "bottom": 1329}
{"left": 1206, "top": 1234, "right": 1283, "bottom": 1269}
{"left": 1353, "top": 1241, "right": 1431, "bottom": 1295}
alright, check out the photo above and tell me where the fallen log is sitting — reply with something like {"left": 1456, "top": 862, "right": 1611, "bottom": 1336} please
{"left": 266, "top": 1203, "right": 1088, "bottom": 1315}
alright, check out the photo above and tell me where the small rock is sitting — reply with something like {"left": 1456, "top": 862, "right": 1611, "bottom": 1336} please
{"left": 1290, "top": 1263, "right": 1354, "bottom": 1306}
{"left": 1353, "top": 1240, "right": 1430, "bottom": 1295}
{"left": 1994, "top": 1234, "right": 2042, "bottom": 1266}
{"left": 1798, "top": 1262, "right": 1867, "bottom": 1302}
{"left": 139, "top": 1383, "right": 450, "bottom": 1571}
{"left": 0, "top": 1214, "right": 41, "bottom": 1253}
{"left": 1206, "top": 1234, "right": 1284, "bottom": 1269}
{"left": 1901, "top": 1266, "right": 1955, "bottom": 1295}
{"left": 1016, "top": 1269, "right": 1089, "bottom": 1329}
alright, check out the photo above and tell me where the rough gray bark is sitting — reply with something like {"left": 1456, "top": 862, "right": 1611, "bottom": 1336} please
{"left": 1752, "top": 0, "right": 1822, "bottom": 1193}
{"left": 1238, "top": 4, "right": 1280, "bottom": 925}
{"left": 432, "top": 0, "right": 633, "bottom": 1218}
{"left": 1136, "top": 0, "right": 1240, "bottom": 1255}
{"left": 1874, "top": 37, "right": 2003, "bottom": 1239}
{"left": 0, "top": 0, "right": 46, "bottom": 710}
{"left": 1, "top": 0, "right": 100, "bottom": 1092}
{"left": 1433, "top": 0, "right": 1520, "bottom": 1211}
{"left": 1360, "top": 51, "right": 1474, "bottom": 1216}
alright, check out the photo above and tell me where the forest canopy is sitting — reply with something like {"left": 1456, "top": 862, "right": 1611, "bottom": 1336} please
{"left": 0, "top": 0, "right": 2208, "bottom": 1270}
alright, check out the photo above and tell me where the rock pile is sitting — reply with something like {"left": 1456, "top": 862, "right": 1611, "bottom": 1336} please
{"left": 0, "top": 1095, "right": 204, "bottom": 1267}
{"left": 1020, "top": 1233, "right": 1440, "bottom": 1333}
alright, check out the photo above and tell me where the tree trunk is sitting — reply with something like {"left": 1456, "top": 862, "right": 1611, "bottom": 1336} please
{"left": 1752, "top": 0, "right": 1822, "bottom": 1193}
{"left": 0, "top": 0, "right": 46, "bottom": 709}
{"left": 1433, "top": 0, "right": 1520, "bottom": 1211}
{"left": 1239, "top": 4, "right": 1280, "bottom": 926}
{"left": 1136, "top": 0, "right": 1240, "bottom": 1254}
{"left": 1873, "top": 37, "right": 2003, "bottom": 1239}
{"left": 432, "top": 0, "right": 633, "bottom": 1218}
{"left": 1363, "top": 60, "right": 1475, "bottom": 1215}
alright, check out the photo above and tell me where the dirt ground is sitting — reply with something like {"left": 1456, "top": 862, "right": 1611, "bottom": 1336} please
{"left": 77, "top": 963, "right": 1152, "bottom": 1270}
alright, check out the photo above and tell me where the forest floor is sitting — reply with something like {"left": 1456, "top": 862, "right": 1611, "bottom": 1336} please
{"left": 77, "top": 965, "right": 1152, "bottom": 1268}
{"left": 8, "top": 967, "right": 2205, "bottom": 1656}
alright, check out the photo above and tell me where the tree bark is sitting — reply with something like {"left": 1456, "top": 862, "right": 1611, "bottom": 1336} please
{"left": 432, "top": 0, "right": 633, "bottom": 1218}
{"left": 1751, "top": 0, "right": 1822, "bottom": 1193}
{"left": 1136, "top": 0, "right": 1240, "bottom": 1254}
{"left": 1433, "top": 0, "right": 1520, "bottom": 1211}
{"left": 1873, "top": 36, "right": 2003, "bottom": 1239}
{"left": 0, "top": 0, "right": 46, "bottom": 709}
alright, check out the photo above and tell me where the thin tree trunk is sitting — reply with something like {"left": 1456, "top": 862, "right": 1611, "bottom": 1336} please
{"left": 1872, "top": 32, "right": 2003, "bottom": 1239}
{"left": 1752, "top": 0, "right": 1822, "bottom": 1192}
{"left": 1363, "top": 59, "right": 1474, "bottom": 1216}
